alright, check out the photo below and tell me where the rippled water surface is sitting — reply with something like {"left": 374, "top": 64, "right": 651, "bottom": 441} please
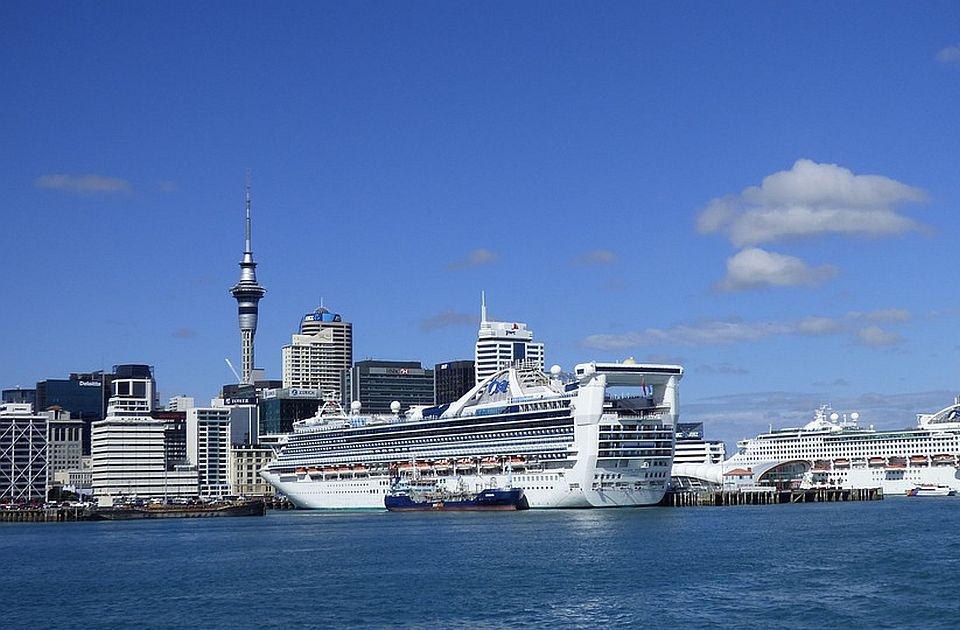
{"left": 4, "top": 499, "right": 960, "bottom": 628}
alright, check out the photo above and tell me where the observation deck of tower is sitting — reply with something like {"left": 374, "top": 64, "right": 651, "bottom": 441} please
{"left": 229, "top": 181, "right": 266, "bottom": 385}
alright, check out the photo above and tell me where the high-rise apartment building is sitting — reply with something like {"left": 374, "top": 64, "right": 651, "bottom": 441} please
{"left": 474, "top": 295, "right": 544, "bottom": 383}
{"left": 281, "top": 305, "right": 352, "bottom": 399}
{"left": 434, "top": 360, "right": 476, "bottom": 405}
{"left": 187, "top": 408, "right": 231, "bottom": 498}
{"left": 342, "top": 360, "right": 435, "bottom": 415}
{"left": 0, "top": 403, "right": 48, "bottom": 502}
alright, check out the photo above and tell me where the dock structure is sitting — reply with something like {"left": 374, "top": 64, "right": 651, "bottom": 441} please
{"left": 0, "top": 506, "right": 90, "bottom": 523}
{"left": 661, "top": 487, "right": 883, "bottom": 507}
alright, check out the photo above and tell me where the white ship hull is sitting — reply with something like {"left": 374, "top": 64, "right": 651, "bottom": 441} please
{"left": 262, "top": 469, "right": 668, "bottom": 509}
{"left": 262, "top": 361, "right": 684, "bottom": 510}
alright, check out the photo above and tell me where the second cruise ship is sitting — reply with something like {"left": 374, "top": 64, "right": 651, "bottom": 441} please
{"left": 261, "top": 360, "right": 683, "bottom": 509}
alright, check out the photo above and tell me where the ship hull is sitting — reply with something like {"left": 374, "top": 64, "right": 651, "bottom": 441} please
{"left": 89, "top": 500, "right": 266, "bottom": 520}
{"left": 262, "top": 472, "right": 668, "bottom": 509}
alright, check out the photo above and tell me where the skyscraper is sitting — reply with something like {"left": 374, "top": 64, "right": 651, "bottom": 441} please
{"left": 281, "top": 305, "right": 353, "bottom": 398}
{"left": 229, "top": 180, "right": 267, "bottom": 385}
{"left": 474, "top": 294, "right": 544, "bottom": 383}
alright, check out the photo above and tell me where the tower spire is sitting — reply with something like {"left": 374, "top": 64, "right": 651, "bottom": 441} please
{"left": 481, "top": 291, "right": 487, "bottom": 324}
{"left": 244, "top": 169, "right": 252, "bottom": 254}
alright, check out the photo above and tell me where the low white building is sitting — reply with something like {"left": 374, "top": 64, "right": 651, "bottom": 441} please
{"left": 91, "top": 366, "right": 197, "bottom": 506}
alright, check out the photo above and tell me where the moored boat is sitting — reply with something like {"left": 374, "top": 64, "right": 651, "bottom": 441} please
{"left": 88, "top": 499, "right": 267, "bottom": 520}
{"left": 384, "top": 480, "right": 528, "bottom": 512}
{"left": 905, "top": 484, "right": 955, "bottom": 497}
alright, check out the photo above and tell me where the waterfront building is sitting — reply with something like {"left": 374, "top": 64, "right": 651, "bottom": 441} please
{"left": 434, "top": 360, "right": 475, "bottom": 405}
{"left": 45, "top": 407, "right": 84, "bottom": 485}
{"left": 187, "top": 408, "right": 231, "bottom": 498}
{"left": 673, "top": 422, "right": 726, "bottom": 464}
{"left": 341, "top": 360, "right": 435, "bottom": 415}
{"left": 229, "top": 180, "right": 267, "bottom": 385}
{"left": 258, "top": 388, "right": 324, "bottom": 435}
{"left": 474, "top": 295, "right": 544, "bottom": 383}
{"left": 281, "top": 305, "right": 353, "bottom": 399}
{"left": 167, "top": 396, "right": 195, "bottom": 412}
{"left": 90, "top": 365, "right": 197, "bottom": 505}
{"left": 35, "top": 370, "right": 112, "bottom": 455}
{"left": 0, "top": 403, "right": 48, "bottom": 503}
{"left": 2, "top": 387, "right": 36, "bottom": 405}
{"left": 229, "top": 443, "right": 275, "bottom": 497}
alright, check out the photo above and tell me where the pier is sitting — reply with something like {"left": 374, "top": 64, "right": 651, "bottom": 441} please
{"left": 0, "top": 506, "right": 90, "bottom": 523}
{"left": 661, "top": 487, "right": 883, "bottom": 507}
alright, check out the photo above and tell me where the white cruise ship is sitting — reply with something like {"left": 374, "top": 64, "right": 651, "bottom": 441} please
{"left": 726, "top": 403, "right": 960, "bottom": 494}
{"left": 261, "top": 360, "right": 683, "bottom": 509}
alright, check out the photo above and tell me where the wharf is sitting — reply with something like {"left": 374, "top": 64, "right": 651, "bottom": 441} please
{"left": 661, "top": 487, "right": 883, "bottom": 507}
{"left": 0, "top": 507, "right": 90, "bottom": 523}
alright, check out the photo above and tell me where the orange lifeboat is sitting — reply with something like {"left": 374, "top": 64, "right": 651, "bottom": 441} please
{"left": 480, "top": 457, "right": 500, "bottom": 470}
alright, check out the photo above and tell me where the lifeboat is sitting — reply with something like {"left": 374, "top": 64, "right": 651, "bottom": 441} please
{"left": 833, "top": 459, "right": 850, "bottom": 468}
{"left": 433, "top": 460, "right": 452, "bottom": 471}
{"left": 416, "top": 461, "right": 433, "bottom": 470}
{"left": 295, "top": 467, "right": 308, "bottom": 475}
{"left": 910, "top": 455, "right": 929, "bottom": 465}
{"left": 868, "top": 457, "right": 885, "bottom": 466}
{"left": 886, "top": 457, "right": 907, "bottom": 469}
{"left": 455, "top": 458, "right": 475, "bottom": 470}
{"left": 308, "top": 467, "right": 322, "bottom": 478}
{"left": 508, "top": 457, "right": 526, "bottom": 469}
{"left": 322, "top": 467, "right": 337, "bottom": 475}
{"left": 480, "top": 457, "right": 500, "bottom": 470}
{"left": 933, "top": 454, "right": 956, "bottom": 465}
{"left": 398, "top": 462, "right": 415, "bottom": 471}
{"left": 812, "top": 460, "right": 831, "bottom": 471}
{"left": 352, "top": 465, "right": 368, "bottom": 476}
{"left": 337, "top": 465, "right": 353, "bottom": 476}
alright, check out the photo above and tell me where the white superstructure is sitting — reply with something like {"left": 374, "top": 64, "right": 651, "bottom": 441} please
{"left": 262, "top": 360, "right": 683, "bottom": 509}
{"left": 726, "top": 403, "right": 960, "bottom": 494}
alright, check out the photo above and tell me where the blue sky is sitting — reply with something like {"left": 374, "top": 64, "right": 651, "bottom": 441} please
{"left": 3, "top": 2, "right": 960, "bottom": 447}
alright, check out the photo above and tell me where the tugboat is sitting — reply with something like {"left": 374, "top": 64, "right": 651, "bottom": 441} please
{"left": 384, "top": 479, "right": 528, "bottom": 512}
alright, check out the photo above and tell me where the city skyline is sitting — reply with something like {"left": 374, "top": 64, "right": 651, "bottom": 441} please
{"left": 3, "top": 4, "right": 960, "bottom": 447}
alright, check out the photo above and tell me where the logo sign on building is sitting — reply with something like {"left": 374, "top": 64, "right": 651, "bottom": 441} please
{"left": 287, "top": 388, "right": 320, "bottom": 399}
{"left": 224, "top": 396, "right": 257, "bottom": 406}
{"left": 78, "top": 381, "right": 101, "bottom": 387}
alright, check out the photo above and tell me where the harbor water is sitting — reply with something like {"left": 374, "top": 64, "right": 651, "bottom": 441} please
{"left": 3, "top": 498, "right": 960, "bottom": 628}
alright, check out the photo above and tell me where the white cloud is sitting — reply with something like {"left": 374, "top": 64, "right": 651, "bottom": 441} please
{"left": 34, "top": 173, "right": 132, "bottom": 195}
{"left": 937, "top": 45, "right": 960, "bottom": 64}
{"left": 857, "top": 325, "right": 902, "bottom": 347}
{"left": 573, "top": 249, "right": 617, "bottom": 266}
{"left": 697, "top": 159, "right": 927, "bottom": 247}
{"left": 583, "top": 317, "right": 828, "bottom": 350}
{"left": 420, "top": 310, "right": 475, "bottom": 332}
{"left": 847, "top": 308, "right": 910, "bottom": 323}
{"left": 582, "top": 311, "right": 899, "bottom": 351}
{"left": 447, "top": 248, "right": 498, "bottom": 270}
{"left": 716, "top": 247, "right": 837, "bottom": 291}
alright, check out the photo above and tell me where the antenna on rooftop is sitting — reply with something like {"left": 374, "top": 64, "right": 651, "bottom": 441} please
{"left": 481, "top": 290, "right": 487, "bottom": 323}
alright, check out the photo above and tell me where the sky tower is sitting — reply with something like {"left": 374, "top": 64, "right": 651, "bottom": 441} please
{"left": 230, "top": 178, "right": 267, "bottom": 384}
